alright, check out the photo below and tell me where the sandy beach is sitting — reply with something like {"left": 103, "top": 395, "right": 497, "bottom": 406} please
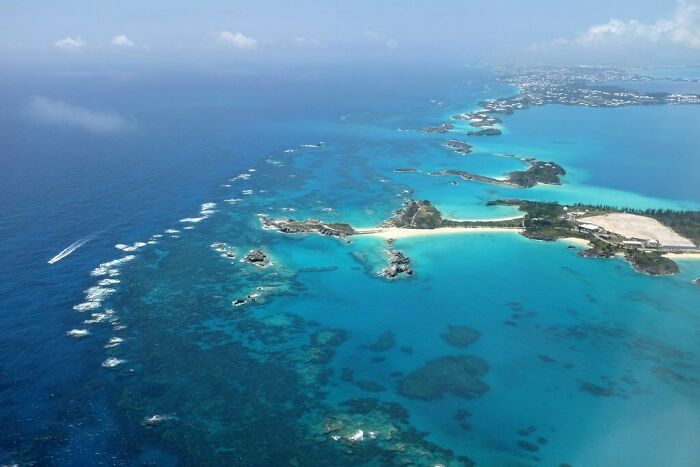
{"left": 354, "top": 226, "right": 523, "bottom": 239}
{"left": 558, "top": 237, "right": 590, "bottom": 248}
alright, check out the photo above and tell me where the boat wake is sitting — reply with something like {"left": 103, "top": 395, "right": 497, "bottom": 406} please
{"left": 48, "top": 235, "right": 94, "bottom": 265}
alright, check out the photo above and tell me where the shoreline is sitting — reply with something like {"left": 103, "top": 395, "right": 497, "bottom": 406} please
{"left": 448, "top": 215, "right": 524, "bottom": 223}
{"left": 354, "top": 226, "right": 523, "bottom": 239}
{"left": 558, "top": 237, "right": 590, "bottom": 248}
{"left": 664, "top": 252, "right": 700, "bottom": 260}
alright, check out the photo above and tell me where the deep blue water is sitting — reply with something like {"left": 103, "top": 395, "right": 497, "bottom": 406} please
{"left": 1, "top": 64, "right": 699, "bottom": 466}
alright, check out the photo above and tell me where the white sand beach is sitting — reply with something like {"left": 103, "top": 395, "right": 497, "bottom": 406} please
{"left": 559, "top": 237, "right": 590, "bottom": 247}
{"left": 354, "top": 226, "right": 522, "bottom": 239}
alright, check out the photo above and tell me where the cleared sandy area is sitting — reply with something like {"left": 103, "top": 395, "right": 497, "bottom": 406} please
{"left": 664, "top": 252, "right": 700, "bottom": 260}
{"left": 354, "top": 226, "right": 522, "bottom": 239}
{"left": 582, "top": 213, "right": 696, "bottom": 248}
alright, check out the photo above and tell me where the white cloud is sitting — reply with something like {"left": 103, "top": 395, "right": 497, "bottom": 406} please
{"left": 218, "top": 31, "right": 257, "bottom": 49}
{"left": 111, "top": 35, "right": 135, "bottom": 47}
{"left": 54, "top": 36, "right": 85, "bottom": 50}
{"left": 545, "top": 0, "right": 700, "bottom": 49}
{"left": 364, "top": 30, "right": 398, "bottom": 49}
{"left": 25, "top": 96, "right": 130, "bottom": 133}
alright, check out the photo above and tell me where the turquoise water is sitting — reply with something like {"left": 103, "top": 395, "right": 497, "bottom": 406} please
{"left": 11, "top": 67, "right": 700, "bottom": 465}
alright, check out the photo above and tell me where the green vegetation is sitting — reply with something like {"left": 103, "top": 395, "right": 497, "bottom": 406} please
{"left": 433, "top": 159, "right": 566, "bottom": 188}
{"left": 625, "top": 250, "right": 679, "bottom": 275}
{"left": 467, "top": 128, "right": 501, "bottom": 136}
{"left": 263, "top": 218, "right": 356, "bottom": 237}
{"left": 506, "top": 161, "right": 566, "bottom": 188}
{"left": 387, "top": 200, "right": 444, "bottom": 229}
{"left": 445, "top": 139, "right": 473, "bottom": 154}
{"left": 487, "top": 199, "right": 700, "bottom": 276}
{"left": 389, "top": 200, "right": 522, "bottom": 229}
{"left": 487, "top": 199, "right": 576, "bottom": 240}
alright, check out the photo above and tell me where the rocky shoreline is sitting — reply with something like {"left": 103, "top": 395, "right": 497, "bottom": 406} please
{"left": 445, "top": 139, "right": 473, "bottom": 154}
{"left": 261, "top": 217, "right": 356, "bottom": 239}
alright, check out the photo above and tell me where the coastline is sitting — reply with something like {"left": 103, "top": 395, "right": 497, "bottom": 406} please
{"left": 448, "top": 215, "right": 524, "bottom": 223}
{"left": 558, "top": 237, "right": 590, "bottom": 248}
{"left": 354, "top": 226, "right": 523, "bottom": 239}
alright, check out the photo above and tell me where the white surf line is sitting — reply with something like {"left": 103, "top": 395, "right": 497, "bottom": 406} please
{"left": 48, "top": 236, "right": 93, "bottom": 265}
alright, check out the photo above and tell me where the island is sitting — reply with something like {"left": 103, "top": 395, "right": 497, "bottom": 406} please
{"left": 467, "top": 128, "right": 502, "bottom": 136}
{"left": 430, "top": 159, "right": 566, "bottom": 188}
{"left": 261, "top": 217, "right": 356, "bottom": 239}
{"left": 241, "top": 249, "right": 271, "bottom": 267}
{"left": 414, "top": 67, "right": 700, "bottom": 150}
{"left": 420, "top": 123, "right": 453, "bottom": 134}
{"left": 445, "top": 139, "right": 473, "bottom": 155}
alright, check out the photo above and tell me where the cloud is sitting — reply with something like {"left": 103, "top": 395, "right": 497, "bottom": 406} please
{"left": 54, "top": 36, "right": 85, "bottom": 50}
{"left": 25, "top": 96, "right": 130, "bottom": 133}
{"left": 542, "top": 0, "right": 700, "bottom": 49}
{"left": 110, "top": 35, "right": 135, "bottom": 47}
{"left": 363, "top": 31, "right": 398, "bottom": 49}
{"left": 218, "top": 31, "right": 257, "bottom": 49}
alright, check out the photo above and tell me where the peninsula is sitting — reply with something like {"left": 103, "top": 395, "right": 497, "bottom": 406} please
{"left": 430, "top": 159, "right": 566, "bottom": 188}
{"left": 488, "top": 199, "right": 700, "bottom": 275}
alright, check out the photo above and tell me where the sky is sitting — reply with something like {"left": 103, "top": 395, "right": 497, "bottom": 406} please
{"left": 0, "top": 0, "right": 699, "bottom": 67}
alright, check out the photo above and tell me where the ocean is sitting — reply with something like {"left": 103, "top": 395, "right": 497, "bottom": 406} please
{"left": 1, "top": 63, "right": 699, "bottom": 466}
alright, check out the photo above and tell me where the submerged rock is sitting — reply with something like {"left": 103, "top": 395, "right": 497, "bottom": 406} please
{"left": 353, "top": 380, "right": 386, "bottom": 392}
{"left": 440, "top": 325, "right": 481, "bottom": 348}
{"left": 313, "top": 397, "right": 475, "bottom": 466}
{"left": 578, "top": 381, "right": 617, "bottom": 397}
{"left": 397, "top": 355, "right": 490, "bottom": 400}
{"left": 368, "top": 330, "right": 396, "bottom": 352}
{"left": 142, "top": 414, "right": 177, "bottom": 427}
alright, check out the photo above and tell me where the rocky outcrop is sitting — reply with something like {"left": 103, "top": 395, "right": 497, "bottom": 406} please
{"left": 379, "top": 241, "right": 413, "bottom": 279}
{"left": 445, "top": 139, "right": 473, "bottom": 154}
{"left": 467, "top": 128, "right": 501, "bottom": 136}
{"left": 420, "top": 123, "right": 453, "bottom": 133}
{"left": 241, "top": 249, "right": 270, "bottom": 267}
{"left": 262, "top": 217, "right": 356, "bottom": 239}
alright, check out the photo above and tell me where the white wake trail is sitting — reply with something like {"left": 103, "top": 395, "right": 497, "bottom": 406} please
{"left": 48, "top": 236, "right": 93, "bottom": 264}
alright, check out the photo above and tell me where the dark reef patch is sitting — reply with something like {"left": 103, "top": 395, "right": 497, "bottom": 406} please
{"left": 440, "top": 325, "right": 481, "bottom": 348}
{"left": 312, "top": 397, "right": 476, "bottom": 466}
{"left": 397, "top": 355, "right": 490, "bottom": 400}
{"left": 353, "top": 380, "right": 386, "bottom": 392}
{"left": 578, "top": 381, "right": 617, "bottom": 397}
{"left": 517, "top": 440, "right": 539, "bottom": 452}
{"left": 368, "top": 330, "right": 396, "bottom": 352}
